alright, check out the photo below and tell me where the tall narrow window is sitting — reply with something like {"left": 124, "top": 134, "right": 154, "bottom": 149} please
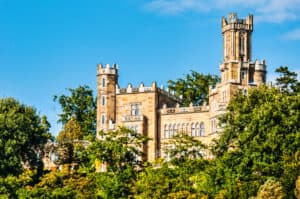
{"left": 200, "top": 122, "right": 205, "bottom": 136}
{"left": 101, "top": 115, "right": 105, "bottom": 124}
{"left": 191, "top": 123, "right": 196, "bottom": 136}
{"left": 164, "top": 124, "right": 169, "bottom": 139}
{"left": 102, "top": 96, "right": 106, "bottom": 106}
{"left": 131, "top": 104, "right": 140, "bottom": 116}
{"left": 240, "top": 35, "right": 245, "bottom": 56}
{"left": 102, "top": 78, "right": 106, "bottom": 87}
{"left": 195, "top": 123, "right": 200, "bottom": 136}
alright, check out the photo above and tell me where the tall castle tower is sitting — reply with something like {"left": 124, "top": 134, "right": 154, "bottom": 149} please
{"left": 220, "top": 13, "right": 266, "bottom": 86}
{"left": 96, "top": 64, "right": 118, "bottom": 136}
{"left": 209, "top": 13, "right": 267, "bottom": 129}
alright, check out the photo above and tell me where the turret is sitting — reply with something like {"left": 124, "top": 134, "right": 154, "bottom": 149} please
{"left": 96, "top": 63, "right": 118, "bottom": 136}
{"left": 222, "top": 13, "right": 253, "bottom": 62}
{"left": 253, "top": 60, "right": 267, "bottom": 85}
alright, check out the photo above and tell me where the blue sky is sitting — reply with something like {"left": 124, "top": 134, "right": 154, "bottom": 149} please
{"left": 1, "top": 0, "right": 300, "bottom": 136}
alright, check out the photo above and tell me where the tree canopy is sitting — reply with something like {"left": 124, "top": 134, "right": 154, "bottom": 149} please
{"left": 168, "top": 70, "right": 220, "bottom": 106}
{"left": 54, "top": 85, "right": 96, "bottom": 140}
{"left": 0, "top": 98, "right": 51, "bottom": 176}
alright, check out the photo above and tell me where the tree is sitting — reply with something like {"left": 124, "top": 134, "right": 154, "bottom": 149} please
{"left": 275, "top": 66, "right": 300, "bottom": 93}
{"left": 87, "top": 127, "right": 148, "bottom": 173}
{"left": 163, "top": 132, "right": 206, "bottom": 166}
{"left": 256, "top": 179, "right": 286, "bottom": 199}
{"left": 168, "top": 71, "right": 220, "bottom": 106}
{"left": 211, "top": 85, "right": 300, "bottom": 198}
{"left": 54, "top": 85, "right": 96, "bottom": 140}
{"left": 0, "top": 98, "right": 51, "bottom": 176}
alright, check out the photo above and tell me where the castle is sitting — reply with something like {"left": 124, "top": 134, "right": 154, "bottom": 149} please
{"left": 96, "top": 13, "right": 267, "bottom": 162}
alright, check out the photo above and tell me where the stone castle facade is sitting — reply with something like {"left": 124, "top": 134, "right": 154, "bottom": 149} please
{"left": 96, "top": 13, "right": 267, "bottom": 162}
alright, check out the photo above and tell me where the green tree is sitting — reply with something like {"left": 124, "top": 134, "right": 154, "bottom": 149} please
{"left": 275, "top": 66, "right": 300, "bottom": 93}
{"left": 211, "top": 85, "right": 300, "bottom": 198}
{"left": 54, "top": 85, "right": 96, "bottom": 140}
{"left": 0, "top": 98, "right": 51, "bottom": 176}
{"left": 87, "top": 127, "right": 148, "bottom": 173}
{"left": 163, "top": 132, "right": 206, "bottom": 166}
{"left": 256, "top": 179, "right": 286, "bottom": 199}
{"left": 168, "top": 70, "right": 220, "bottom": 106}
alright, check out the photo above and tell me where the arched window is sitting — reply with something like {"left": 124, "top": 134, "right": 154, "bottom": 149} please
{"left": 164, "top": 124, "right": 169, "bottom": 139}
{"left": 195, "top": 123, "right": 200, "bottom": 136}
{"left": 182, "top": 123, "right": 186, "bottom": 133}
{"left": 200, "top": 122, "right": 205, "bottom": 136}
{"left": 169, "top": 124, "right": 173, "bottom": 138}
{"left": 191, "top": 123, "right": 195, "bottom": 136}
{"left": 173, "top": 124, "right": 177, "bottom": 136}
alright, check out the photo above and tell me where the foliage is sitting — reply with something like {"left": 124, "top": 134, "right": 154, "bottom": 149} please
{"left": 168, "top": 70, "right": 220, "bottom": 106}
{"left": 211, "top": 85, "right": 300, "bottom": 198}
{"left": 87, "top": 127, "right": 149, "bottom": 173}
{"left": 256, "top": 179, "right": 286, "bottom": 199}
{"left": 54, "top": 85, "right": 96, "bottom": 140}
{"left": 56, "top": 117, "right": 83, "bottom": 143}
{"left": 0, "top": 170, "right": 35, "bottom": 198}
{"left": 0, "top": 98, "right": 51, "bottom": 177}
{"left": 163, "top": 132, "right": 206, "bottom": 166}
{"left": 275, "top": 66, "right": 300, "bottom": 93}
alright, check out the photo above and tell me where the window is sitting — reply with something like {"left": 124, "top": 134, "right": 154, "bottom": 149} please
{"left": 164, "top": 124, "right": 169, "bottom": 139}
{"left": 102, "top": 78, "right": 106, "bottom": 87}
{"left": 195, "top": 123, "right": 200, "bottom": 136}
{"left": 102, "top": 96, "right": 106, "bottom": 106}
{"left": 200, "top": 122, "right": 205, "bottom": 136}
{"left": 191, "top": 123, "right": 196, "bottom": 136}
{"left": 131, "top": 104, "right": 140, "bottom": 116}
{"left": 101, "top": 115, "right": 105, "bottom": 124}
{"left": 241, "top": 71, "right": 245, "bottom": 80}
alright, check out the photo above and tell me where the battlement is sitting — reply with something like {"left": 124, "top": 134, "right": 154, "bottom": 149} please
{"left": 116, "top": 82, "right": 181, "bottom": 102}
{"left": 222, "top": 13, "right": 253, "bottom": 33}
{"left": 97, "top": 63, "right": 118, "bottom": 75}
{"left": 160, "top": 103, "right": 209, "bottom": 115}
{"left": 254, "top": 59, "right": 266, "bottom": 71}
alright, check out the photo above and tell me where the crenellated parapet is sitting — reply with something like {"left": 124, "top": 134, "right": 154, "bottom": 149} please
{"left": 97, "top": 63, "right": 118, "bottom": 75}
{"left": 160, "top": 103, "right": 209, "bottom": 115}
{"left": 116, "top": 82, "right": 181, "bottom": 102}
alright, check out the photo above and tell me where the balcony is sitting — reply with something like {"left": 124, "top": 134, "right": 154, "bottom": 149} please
{"left": 122, "top": 115, "right": 144, "bottom": 122}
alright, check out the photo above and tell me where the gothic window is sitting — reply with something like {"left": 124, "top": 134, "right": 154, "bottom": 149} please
{"left": 102, "top": 96, "right": 106, "bottom": 106}
{"left": 191, "top": 123, "right": 196, "bottom": 136}
{"left": 169, "top": 124, "right": 173, "bottom": 138}
{"left": 102, "top": 78, "right": 106, "bottom": 87}
{"left": 131, "top": 104, "right": 140, "bottom": 116}
{"left": 211, "top": 119, "right": 217, "bottom": 133}
{"left": 195, "top": 123, "right": 200, "bottom": 136}
{"left": 164, "top": 124, "right": 169, "bottom": 139}
{"left": 200, "top": 122, "right": 205, "bottom": 136}
{"left": 173, "top": 124, "right": 177, "bottom": 136}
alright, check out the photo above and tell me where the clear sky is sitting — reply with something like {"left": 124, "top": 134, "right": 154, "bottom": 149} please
{"left": 1, "top": 0, "right": 300, "bottom": 136}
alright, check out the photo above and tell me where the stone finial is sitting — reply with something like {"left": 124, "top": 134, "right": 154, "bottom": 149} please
{"left": 189, "top": 102, "right": 193, "bottom": 107}
{"left": 160, "top": 85, "right": 164, "bottom": 89}
{"left": 179, "top": 95, "right": 183, "bottom": 99}
{"left": 127, "top": 83, "right": 132, "bottom": 93}
{"left": 98, "top": 64, "right": 103, "bottom": 68}
{"left": 105, "top": 64, "right": 110, "bottom": 68}
{"left": 151, "top": 81, "right": 157, "bottom": 90}
{"left": 139, "top": 82, "right": 145, "bottom": 92}
{"left": 162, "top": 103, "right": 167, "bottom": 109}
{"left": 176, "top": 103, "right": 180, "bottom": 108}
